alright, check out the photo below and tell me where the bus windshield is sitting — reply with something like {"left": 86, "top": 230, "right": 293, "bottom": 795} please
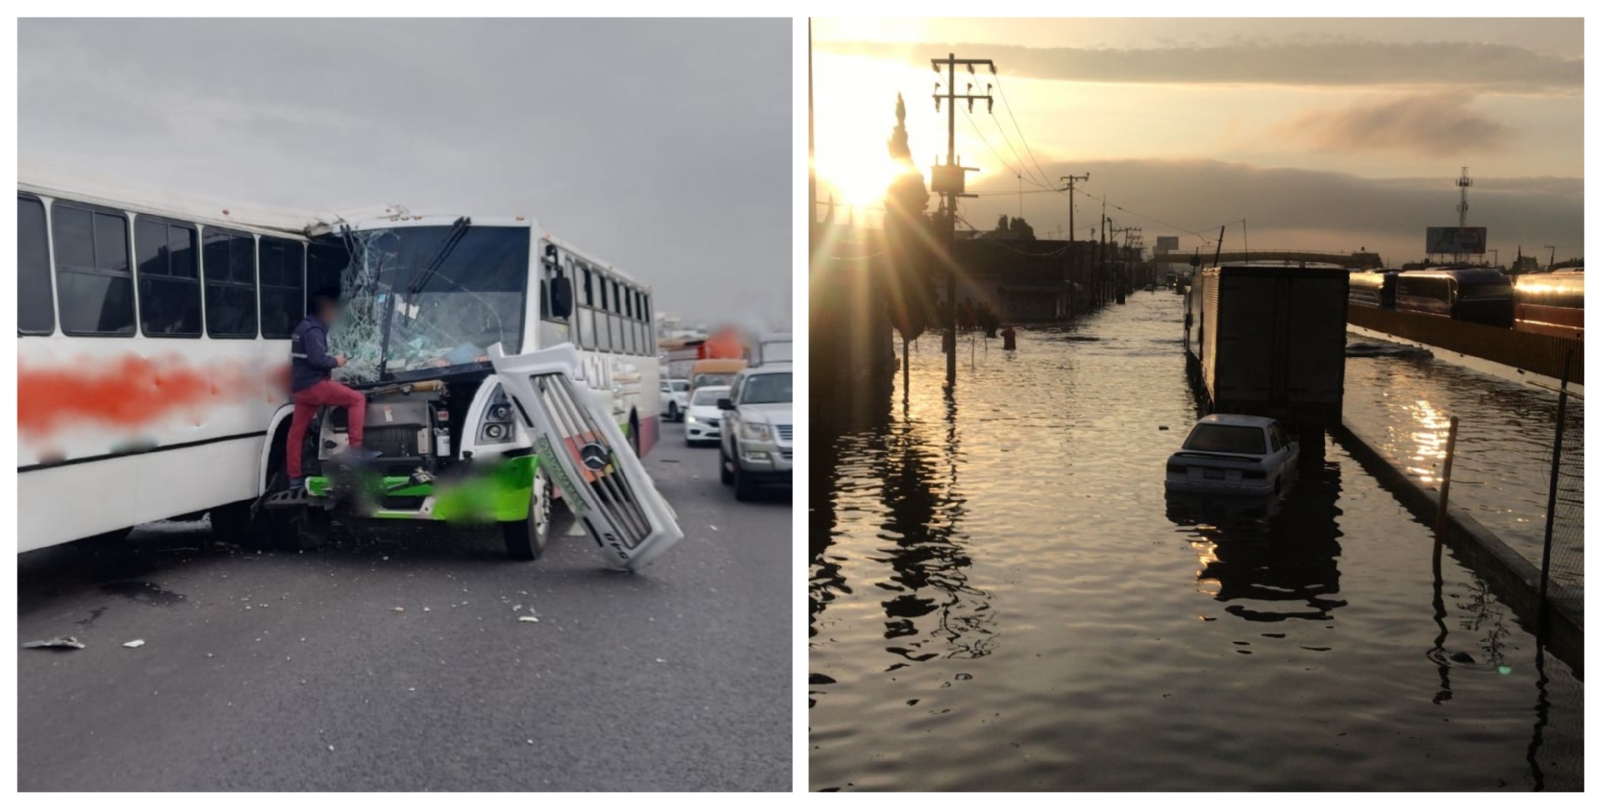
{"left": 327, "top": 225, "right": 531, "bottom": 381}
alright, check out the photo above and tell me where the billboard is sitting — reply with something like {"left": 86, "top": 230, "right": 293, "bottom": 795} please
{"left": 1155, "top": 236, "right": 1180, "bottom": 253}
{"left": 1426, "top": 227, "right": 1487, "bottom": 255}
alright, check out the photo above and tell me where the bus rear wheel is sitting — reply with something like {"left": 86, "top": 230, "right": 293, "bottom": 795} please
{"left": 502, "top": 466, "right": 553, "bottom": 561}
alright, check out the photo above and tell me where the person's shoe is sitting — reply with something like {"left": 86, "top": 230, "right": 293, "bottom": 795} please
{"left": 287, "top": 476, "right": 305, "bottom": 493}
{"left": 339, "top": 446, "right": 382, "bottom": 462}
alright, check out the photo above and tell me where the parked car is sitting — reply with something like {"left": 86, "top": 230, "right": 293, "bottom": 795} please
{"left": 717, "top": 363, "right": 793, "bottom": 501}
{"left": 660, "top": 378, "right": 690, "bottom": 422}
{"left": 1165, "top": 414, "right": 1298, "bottom": 496}
{"left": 684, "top": 385, "right": 729, "bottom": 447}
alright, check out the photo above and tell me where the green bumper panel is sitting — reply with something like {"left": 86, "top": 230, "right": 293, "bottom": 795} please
{"left": 305, "top": 454, "right": 537, "bottom": 523}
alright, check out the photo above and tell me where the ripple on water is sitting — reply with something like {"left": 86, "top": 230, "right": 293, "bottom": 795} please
{"left": 810, "top": 293, "right": 1583, "bottom": 791}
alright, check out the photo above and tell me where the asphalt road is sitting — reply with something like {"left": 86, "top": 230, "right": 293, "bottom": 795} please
{"left": 18, "top": 423, "right": 792, "bottom": 791}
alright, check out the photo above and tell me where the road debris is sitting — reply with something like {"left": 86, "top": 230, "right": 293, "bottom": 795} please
{"left": 23, "top": 636, "right": 85, "bottom": 650}
{"left": 518, "top": 616, "right": 540, "bottom": 623}
{"left": 392, "top": 607, "right": 405, "bottom": 612}
{"left": 123, "top": 639, "right": 146, "bottom": 649}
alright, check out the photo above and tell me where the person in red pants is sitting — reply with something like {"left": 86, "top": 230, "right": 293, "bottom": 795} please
{"left": 287, "top": 291, "right": 374, "bottom": 491}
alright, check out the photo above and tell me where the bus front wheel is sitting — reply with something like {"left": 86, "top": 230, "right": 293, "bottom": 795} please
{"left": 502, "top": 466, "right": 553, "bottom": 561}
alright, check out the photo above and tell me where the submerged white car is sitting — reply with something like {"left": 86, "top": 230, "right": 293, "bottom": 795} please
{"left": 1165, "top": 414, "right": 1299, "bottom": 495}
{"left": 684, "top": 385, "right": 729, "bottom": 447}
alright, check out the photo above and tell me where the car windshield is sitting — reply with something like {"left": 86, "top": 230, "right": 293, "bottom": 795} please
{"left": 694, "top": 372, "right": 735, "bottom": 388}
{"left": 739, "top": 372, "right": 792, "bottom": 405}
{"left": 692, "top": 387, "right": 728, "bottom": 406}
{"left": 671, "top": 381, "right": 690, "bottom": 392}
{"left": 321, "top": 225, "right": 530, "bottom": 382}
{"left": 1184, "top": 424, "right": 1266, "bottom": 455}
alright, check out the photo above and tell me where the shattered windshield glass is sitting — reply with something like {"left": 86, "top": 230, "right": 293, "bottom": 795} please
{"left": 324, "top": 225, "right": 530, "bottom": 382}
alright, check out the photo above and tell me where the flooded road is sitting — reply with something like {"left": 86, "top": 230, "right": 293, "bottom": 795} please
{"left": 1344, "top": 350, "right": 1584, "bottom": 594}
{"left": 810, "top": 292, "right": 1582, "bottom": 791}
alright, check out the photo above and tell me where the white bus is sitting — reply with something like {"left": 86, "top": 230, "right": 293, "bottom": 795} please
{"left": 17, "top": 174, "right": 661, "bottom": 560}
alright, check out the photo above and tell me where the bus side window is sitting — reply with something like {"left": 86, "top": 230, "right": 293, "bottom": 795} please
{"left": 576, "top": 264, "right": 595, "bottom": 350}
{"left": 202, "top": 228, "right": 259, "bottom": 338}
{"left": 608, "top": 278, "right": 623, "bottom": 352}
{"left": 595, "top": 271, "right": 613, "bottom": 352}
{"left": 642, "top": 293, "right": 653, "bottom": 347}
{"left": 18, "top": 195, "right": 55, "bottom": 335}
{"left": 52, "top": 201, "right": 135, "bottom": 336}
{"left": 258, "top": 237, "right": 305, "bottom": 338}
{"left": 134, "top": 217, "right": 202, "bottom": 337}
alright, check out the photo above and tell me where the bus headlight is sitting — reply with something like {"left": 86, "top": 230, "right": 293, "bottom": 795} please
{"left": 479, "top": 387, "right": 518, "bottom": 444}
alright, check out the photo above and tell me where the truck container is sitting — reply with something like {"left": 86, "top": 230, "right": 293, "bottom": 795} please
{"left": 1184, "top": 264, "right": 1349, "bottom": 426}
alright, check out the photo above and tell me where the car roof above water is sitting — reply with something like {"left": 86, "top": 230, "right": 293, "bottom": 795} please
{"left": 1194, "top": 414, "right": 1275, "bottom": 428}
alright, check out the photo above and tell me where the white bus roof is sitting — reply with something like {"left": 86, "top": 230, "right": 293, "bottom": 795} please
{"left": 18, "top": 160, "right": 640, "bottom": 285}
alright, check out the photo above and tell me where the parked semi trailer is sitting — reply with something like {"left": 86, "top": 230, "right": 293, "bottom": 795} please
{"left": 1184, "top": 264, "right": 1350, "bottom": 426}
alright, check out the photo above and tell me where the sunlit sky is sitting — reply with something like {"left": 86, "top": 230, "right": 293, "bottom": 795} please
{"left": 812, "top": 18, "right": 1583, "bottom": 264}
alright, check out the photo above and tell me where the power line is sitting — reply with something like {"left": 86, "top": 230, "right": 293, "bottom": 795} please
{"left": 991, "top": 73, "right": 1052, "bottom": 189}
{"left": 960, "top": 104, "right": 1045, "bottom": 190}
{"left": 1074, "top": 189, "right": 1233, "bottom": 245}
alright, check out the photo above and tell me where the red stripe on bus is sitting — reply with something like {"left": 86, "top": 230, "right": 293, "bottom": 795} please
{"left": 18, "top": 355, "right": 288, "bottom": 438}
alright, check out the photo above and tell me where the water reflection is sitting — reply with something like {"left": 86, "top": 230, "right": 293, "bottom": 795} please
{"left": 1165, "top": 454, "right": 1346, "bottom": 623}
{"left": 1344, "top": 353, "right": 1585, "bottom": 577}
{"left": 873, "top": 387, "right": 995, "bottom": 662}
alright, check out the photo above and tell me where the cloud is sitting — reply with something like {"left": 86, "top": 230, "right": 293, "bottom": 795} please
{"left": 912, "top": 158, "right": 1583, "bottom": 264}
{"left": 1273, "top": 92, "right": 1509, "bottom": 156}
{"left": 816, "top": 40, "right": 1583, "bottom": 91}
{"left": 19, "top": 18, "right": 794, "bottom": 327}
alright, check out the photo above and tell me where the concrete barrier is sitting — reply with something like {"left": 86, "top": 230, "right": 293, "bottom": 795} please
{"left": 1331, "top": 421, "right": 1583, "bottom": 675}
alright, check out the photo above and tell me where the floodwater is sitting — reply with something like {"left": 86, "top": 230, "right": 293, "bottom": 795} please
{"left": 809, "top": 292, "right": 1583, "bottom": 791}
{"left": 1344, "top": 351, "right": 1584, "bottom": 594}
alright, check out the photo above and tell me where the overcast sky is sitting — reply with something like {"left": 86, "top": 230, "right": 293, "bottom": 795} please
{"left": 19, "top": 18, "right": 792, "bottom": 327}
{"left": 812, "top": 18, "right": 1583, "bottom": 264}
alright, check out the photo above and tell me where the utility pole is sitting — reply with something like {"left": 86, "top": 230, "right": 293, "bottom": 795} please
{"left": 1455, "top": 166, "right": 1472, "bottom": 265}
{"left": 1059, "top": 173, "right": 1089, "bottom": 292}
{"left": 930, "top": 52, "right": 994, "bottom": 388}
{"left": 1546, "top": 245, "right": 1557, "bottom": 270}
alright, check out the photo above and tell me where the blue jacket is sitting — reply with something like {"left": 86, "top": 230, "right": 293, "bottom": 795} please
{"left": 290, "top": 315, "right": 339, "bottom": 392}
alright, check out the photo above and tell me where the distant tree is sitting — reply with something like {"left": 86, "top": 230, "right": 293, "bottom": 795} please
{"left": 997, "top": 214, "right": 1010, "bottom": 233}
{"left": 1009, "top": 216, "right": 1036, "bottom": 242}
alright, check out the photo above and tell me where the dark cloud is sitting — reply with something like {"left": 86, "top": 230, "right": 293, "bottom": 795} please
{"left": 1274, "top": 92, "right": 1509, "bottom": 156}
{"left": 817, "top": 40, "right": 1582, "bottom": 91}
{"left": 900, "top": 158, "right": 1582, "bottom": 264}
{"left": 19, "top": 18, "right": 793, "bottom": 327}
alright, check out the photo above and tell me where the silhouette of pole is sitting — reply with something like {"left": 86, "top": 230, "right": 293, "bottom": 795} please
{"left": 930, "top": 52, "right": 993, "bottom": 388}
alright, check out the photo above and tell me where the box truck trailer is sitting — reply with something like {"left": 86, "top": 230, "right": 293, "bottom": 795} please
{"left": 1184, "top": 265, "right": 1349, "bottom": 426}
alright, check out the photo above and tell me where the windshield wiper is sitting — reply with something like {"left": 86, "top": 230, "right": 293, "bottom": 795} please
{"left": 377, "top": 217, "right": 471, "bottom": 379}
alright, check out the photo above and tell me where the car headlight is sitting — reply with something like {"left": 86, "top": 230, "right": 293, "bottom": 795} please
{"left": 740, "top": 421, "right": 772, "bottom": 442}
{"left": 686, "top": 414, "right": 698, "bottom": 424}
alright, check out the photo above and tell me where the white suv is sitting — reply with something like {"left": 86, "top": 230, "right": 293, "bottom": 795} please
{"left": 717, "top": 363, "right": 793, "bottom": 501}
